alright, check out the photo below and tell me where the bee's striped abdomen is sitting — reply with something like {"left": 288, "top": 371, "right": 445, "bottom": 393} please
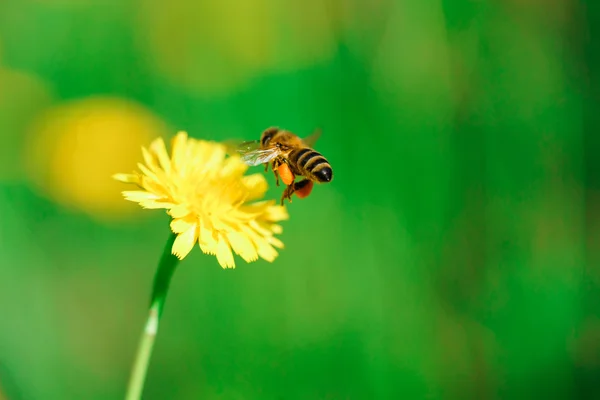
{"left": 290, "top": 148, "right": 333, "bottom": 183}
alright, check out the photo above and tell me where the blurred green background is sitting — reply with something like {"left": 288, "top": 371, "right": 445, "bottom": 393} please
{"left": 1, "top": 0, "right": 599, "bottom": 399}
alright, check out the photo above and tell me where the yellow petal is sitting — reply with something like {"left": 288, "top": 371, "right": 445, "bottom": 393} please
{"left": 215, "top": 234, "right": 235, "bottom": 268}
{"left": 113, "top": 173, "right": 139, "bottom": 184}
{"left": 227, "top": 207, "right": 269, "bottom": 222}
{"left": 137, "top": 162, "right": 160, "bottom": 183}
{"left": 198, "top": 216, "right": 218, "bottom": 255}
{"left": 168, "top": 204, "right": 190, "bottom": 218}
{"left": 251, "top": 220, "right": 285, "bottom": 241}
{"left": 237, "top": 201, "right": 272, "bottom": 217}
{"left": 140, "top": 176, "right": 169, "bottom": 198}
{"left": 172, "top": 223, "right": 198, "bottom": 260}
{"left": 198, "top": 141, "right": 226, "bottom": 170}
{"left": 141, "top": 146, "right": 159, "bottom": 172}
{"left": 257, "top": 242, "right": 278, "bottom": 262}
{"left": 139, "top": 200, "right": 176, "bottom": 209}
{"left": 171, "top": 217, "right": 196, "bottom": 234}
{"left": 210, "top": 214, "right": 233, "bottom": 232}
{"left": 170, "top": 131, "right": 189, "bottom": 172}
{"left": 249, "top": 219, "right": 273, "bottom": 237}
{"left": 267, "top": 236, "right": 284, "bottom": 249}
{"left": 220, "top": 155, "right": 248, "bottom": 178}
{"left": 241, "top": 225, "right": 279, "bottom": 262}
{"left": 122, "top": 190, "right": 163, "bottom": 202}
{"left": 242, "top": 173, "right": 268, "bottom": 201}
{"left": 149, "top": 137, "right": 172, "bottom": 175}
{"left": 199, "top": 241, "right": 218, "bottom": 256}
{"left": 264, "top": 205, "right": 289, "bottom": 221}
{"left": 227, "top": 231, "right": 259, "bottom": 263}
{"left": 198, "top": 244, "right": 215, "bottom": 255}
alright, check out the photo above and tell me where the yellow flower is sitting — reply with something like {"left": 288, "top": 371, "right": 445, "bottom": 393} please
{"left": 113, "top": 131, "right": 289, "bottom": 268}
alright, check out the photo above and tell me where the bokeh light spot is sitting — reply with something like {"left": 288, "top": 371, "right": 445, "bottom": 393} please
{"left": 135, "top": 0, "right": 273, "bottom": 96}
{"left": 24, "top": 97, "right": 170, "bottom": 221}
{"left": 135, "top": 0, "right": 339, "bottom": 97}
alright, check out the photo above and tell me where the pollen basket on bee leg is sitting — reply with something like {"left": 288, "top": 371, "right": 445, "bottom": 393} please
{"left": 295, "top": 180, "right": 314, "bottom": 199}
{"left": 277, "top": 163, "right": 295, "bottom": 186}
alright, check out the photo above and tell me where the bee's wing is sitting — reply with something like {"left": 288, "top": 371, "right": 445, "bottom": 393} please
{"left": 302, "top": 128, "right": 322, "bottom": 148}
{"left": 240, "top": 149, "right": 282, "bottom": 166}
{"left": 235, "top": 140, "right": 261, "bottom": 153}
{"left": 237, "top": 141, "right": 282, "bottom": 166}
{"left": 223, "top": 139, "right": 247, "bottom": 157}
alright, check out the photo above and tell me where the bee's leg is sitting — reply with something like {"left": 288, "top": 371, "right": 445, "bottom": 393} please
{"left": 279, "top": 191, "right": 287, "bottom": 206}
{"left": 271, "top": 160, "right": 281, "bottom": 187}
{"left": 263, "top": 162, "right": 279, "bottom": 185}
{"left": 280, "top": 181, "right": 296, "bottom": 205}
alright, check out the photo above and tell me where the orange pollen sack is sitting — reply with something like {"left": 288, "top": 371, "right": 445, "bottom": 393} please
{"left": 295, "top": 181, "right": 314, "bottom": 199}
{"left": 277, "top": 163, "right": 295, "bottom": 186}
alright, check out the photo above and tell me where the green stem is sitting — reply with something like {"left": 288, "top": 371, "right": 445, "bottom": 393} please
{"left": 125, "top": 232, "right": 179, "bottom": 400}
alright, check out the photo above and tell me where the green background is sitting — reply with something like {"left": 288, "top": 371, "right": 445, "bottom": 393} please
{"left": 1, "top": 1, "right": 599, "bottom": 399}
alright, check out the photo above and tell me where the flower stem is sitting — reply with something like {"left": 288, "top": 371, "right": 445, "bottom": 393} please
{"left": 125, "top": 232, "right": 179, "bottom": 400}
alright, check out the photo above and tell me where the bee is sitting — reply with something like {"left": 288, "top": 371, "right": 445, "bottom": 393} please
{"left": 237, "top": 127, "right": 333, "bottom": 205}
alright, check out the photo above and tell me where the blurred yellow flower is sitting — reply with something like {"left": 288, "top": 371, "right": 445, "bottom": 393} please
{"left": 113, "top": 132, "right": 289, "bottom": 268}
{"left": 24, "top": 96, "right": 166, "bottom": 220}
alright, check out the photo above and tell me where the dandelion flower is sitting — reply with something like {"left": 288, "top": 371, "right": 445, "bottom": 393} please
{"left": 113, "top": 131, "right": 289, "bottom": 268}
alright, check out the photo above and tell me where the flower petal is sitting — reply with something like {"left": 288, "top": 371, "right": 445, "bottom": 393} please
{"left": 137, "top": 163, "right": 160, "bottom": 184}
{"left": 256, "top": 241, "right": 278, "bottom": 262}
{"left": 149, "top": 137, "right": 172, "bottom": 175}
{"left": 122, "top": 190, "right": 163, "bottom": 202}
{"left": 201, "top": 142, "right": 226, "bottom": 171}
{"left": 170, "top": 131, "right": 189, "bottom": 172}
{"left": 249, "top": 220, "right": 284, "bottom": 245}
{"left": 215, "top": 234, "right": 235, "bottom": 269}
{"left": 241, "top": 225, "right": 279, "bottom": 262}
{"left": 267, "top": 236, "right": 284, "bottom": 249}
{"left": 220, "top": 155, "right": 248, "bottom": 178}
{"left": 249, "top": 219, "right": 274, "bottom": 237}
{"left": 141, "top": 146, "right": 159, "bottom": 172}
{"left": 172, "top": 223, "right": 198, "bottom": 260}
{"left": 140, "top": 176, "right": 170, "bottom": 198}
{"left": 113, "top": 173, "right": 139, "bottom": 184}
{"left": 171, "top": 217, "right": 196, "bottom": 234}
{"left": 227, "top": 231, "right": 259, "bottom": 263}
{"left": 264, "top": 205, "right": 289, "bottom": 221}
{"left": 139, "top": 200, "right": 176, "bottom": 209}
{"left": 242, "top": 174, "right": 268, "bottom": 201}
{"left": 236, "top": 201, "right": 273, "bottom": 218}
{"left": 198, "top": 216, "right": 218, "bottom": 255}
{"left": 168, "top": 204, "right": 190, "bottom": 218}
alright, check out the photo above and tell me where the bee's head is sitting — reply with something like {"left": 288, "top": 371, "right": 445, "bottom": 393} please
{"left": 261, "top": 127, "right": 280, "bottom": 147}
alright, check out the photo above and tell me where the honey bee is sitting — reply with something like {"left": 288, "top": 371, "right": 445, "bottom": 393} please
{"left": 237, "top": 127, "right": 333, "bottom": 205}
